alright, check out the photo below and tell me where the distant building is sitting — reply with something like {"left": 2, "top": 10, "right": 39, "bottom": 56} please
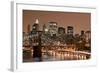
{"left": 81, "top": 30, "right": 85, "bottom": 36}
{"left": 67, "top": 26, "right": 74, "bottom": 36}
{"left": 43, "top": 24, "right": 48, "bottom": 34}
{"left": 23, "top": 32, "right": 30, "bottom": 47}
{"left": 85, "top": 30, "right": 91, "bottom": 47}
{"left": 66, "top": 26, "right": 74, "bottom": 44}
{"left": 80, "top": 30, "right": 86, "bottom": 41}
{"left": 48, "top": 22, "right": 58, "bottom": 37}
{"left": 32, "top": 19, "right": 39, "bottom": 34}
{"left": 43, "top": 24, "right": 46, "bottom": 31}
{"left": 85, "top": 30, "right": 91, "bottom": 41}
{"left": 74, "top": 34, "right": 80, "bottom": 40}
{"left": 58, "top": 27, "right": 65, "bottom": 34}
{"left": 74, "top": 34, "right": 80, "bottom": 47}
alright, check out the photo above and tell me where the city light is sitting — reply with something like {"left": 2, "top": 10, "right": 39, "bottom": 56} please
{"left": 23, "top": 16, "right": 91, "bottom": 62}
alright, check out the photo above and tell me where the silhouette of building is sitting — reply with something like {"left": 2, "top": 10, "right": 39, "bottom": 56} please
{"left": 85, "top": 30, "right": 91, "bottom": 42}
{"left": 58, "top": 27, "right": 65, "bottom": 34}
{"left": 48, "top": 22, "right": 58, "bottom": 37}
{"left": 81, "top": 30, "right": 84, "bottom": 36}
{"left": 43, "top": 24, "right": 46, "bottom": 31}
{"left": 32, "top": 19, "right": 39, "bottom": 34}
{"left": 66, "top": 26, "right": 74, "bottom": 44}
{"left": 67, "top": 26, "right": 74, "bottom": 36}
{"left": 85, "top": 30, "right": 91, "bottom": 48}
{"left": 43, "top": 24, "right": 48, "bottom": 34}
{"left": 80, "top": 30, "right": 86, "bottom": 41}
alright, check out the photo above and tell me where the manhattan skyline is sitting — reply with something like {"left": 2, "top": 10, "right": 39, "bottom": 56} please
{"left": 23, "top": 10, "right": 91, "bottom": 35}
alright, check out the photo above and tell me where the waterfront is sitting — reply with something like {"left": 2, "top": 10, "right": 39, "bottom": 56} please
{"left": 23, "top": 46, "right": 90, "bottom": 62}
{"left": 23, "top": 10, "right": 91, "bottom": 62}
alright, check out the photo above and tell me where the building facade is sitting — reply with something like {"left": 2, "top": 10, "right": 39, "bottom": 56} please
{"left": 48, "top": 22, "right": 58, "bottom": 37}
{"left": 58, "top": 27, "right": 65, "bottom": 34}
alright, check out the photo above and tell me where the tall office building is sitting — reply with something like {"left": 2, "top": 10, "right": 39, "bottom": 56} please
{"left": 43, "top": 24, "right": 46, "bottom": 31}
{"left": 85, "top": 30, "right": 91, "bottom": 41}
{"left": 81, "top": 30, "right": 85, "bottom": 36}
{"left": 43, "top": 24, "right": 48, "bottom": 34}
{"left": 58, "top": 27, "right": 65, "bottom": 34}
{"left": 80, "top": 30, "right": 86, "bottom": 41}
{"left": 48, "top": 22, "right": 58, "bottom": 36}
{"left": 85, "top": 30, "right": 91, "bottom": 47}
{"left": 67, "top": 26, "right": 74, "bottom": 36}
{"left": 66, "top": 26, "right": 74, "bottom": 44}
{"left": 32, "top": 19, "right": 39, "bottom": 34}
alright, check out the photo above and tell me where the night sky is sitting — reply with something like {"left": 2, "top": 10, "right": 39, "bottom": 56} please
{"left": 23, "top": 10, "right": 91, "bottom": 35}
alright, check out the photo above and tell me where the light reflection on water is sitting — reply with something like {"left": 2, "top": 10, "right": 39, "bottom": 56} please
{"left": 23, "top": 46, "right": 91, "bottom": 62}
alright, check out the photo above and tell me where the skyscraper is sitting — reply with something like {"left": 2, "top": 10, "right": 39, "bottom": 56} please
{"left": 48, "top": 22, "right": 58, "bottom": 36}
{"left": 85, "top": 30, "right": 91, "bottom": 41}
{"left": 66, "top": 26, "right": 74, "bottom": 44}
{"left": 80, "top": 30, "right": 85, "bottom": 41}
{"left": 58, "top": 27, "right": 65, "bottom": 34}
{"left": 85, "top": 30, "right": 91, "bottom": 47}
{"left": 67, "top": 26, "right": 74, "bottom": 36}
{"left": 32, "top": 19, "right": 39, "bottom": 34}
{"left": 81, "top": 30, "right": 85, "bottom": 36}
{"left": 43, "top": 24, "right": 48, "bottom": 34}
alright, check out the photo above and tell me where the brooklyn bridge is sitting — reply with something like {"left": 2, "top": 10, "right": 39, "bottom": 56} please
{"left": 23, "top": 19, "right": 91, "bottom": 62}
{"left": 23, "top": 45, "right": 90, "bottom": 62}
